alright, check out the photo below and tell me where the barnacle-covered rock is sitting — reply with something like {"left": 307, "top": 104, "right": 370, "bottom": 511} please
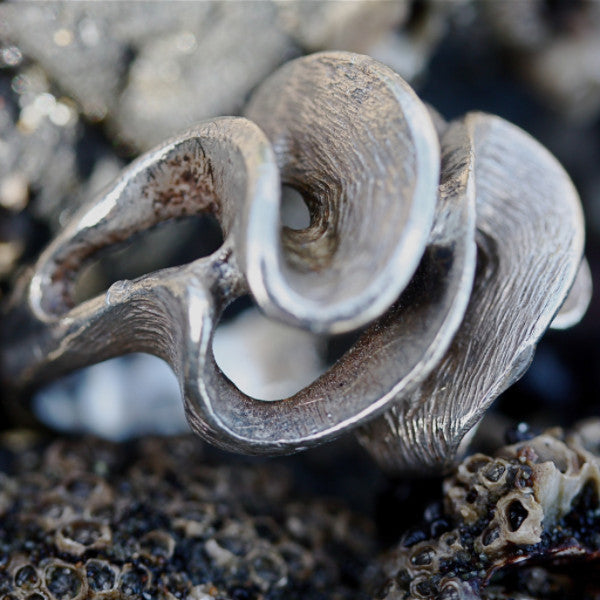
{"left": 371, "top": 420, "right": 600, "bottom": 599}
{"left": 0, "top": 433, "right": 375, "bottom": 600}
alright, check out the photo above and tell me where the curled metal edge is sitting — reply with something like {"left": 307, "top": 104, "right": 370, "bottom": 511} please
{"left": 359, "top": 112, "right": 586, "bottom": 473}
{"left": 550, "top": 258, "right": 592, "bottom": 330}
{"left": 243, "top": 51, "right": 440, "bottom": 334}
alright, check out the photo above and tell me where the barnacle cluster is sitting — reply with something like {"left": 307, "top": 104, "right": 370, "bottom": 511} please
{"left": 372, "top": 420, "right": 600, "bottom": 599}
{"left": 0, "top": 434, "right": 374, "bottom": 600}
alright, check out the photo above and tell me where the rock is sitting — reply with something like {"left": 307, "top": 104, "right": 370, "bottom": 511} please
{"left": 370, "top": 420, "right": 600, "bottom": 599}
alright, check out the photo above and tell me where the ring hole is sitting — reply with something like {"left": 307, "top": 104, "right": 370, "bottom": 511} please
{"left": 73, "top": 214, "right": 223, "bottom": 306}
{"left": 213, "top": 296, "right": 325, "bottom": 401}
{"left": 281, "top": 186, "right": 310, "bottom": 231}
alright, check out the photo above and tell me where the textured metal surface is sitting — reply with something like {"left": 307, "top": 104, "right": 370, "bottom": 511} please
{"left": 359, "top": 113, "right": 586, "bottom": 473}
{"left": 0, "top": 52, "right": 588, "bottom": 469}
{"left": 1, "top": 116, "right": 259, "bottom": 387}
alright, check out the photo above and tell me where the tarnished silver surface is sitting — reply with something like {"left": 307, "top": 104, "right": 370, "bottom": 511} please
{"left": 2, "top": 117, "right": 260, "bottom": 388}
{"left": 0, "top": 52, "right": 588, "bottom": 469}
{"left": 359, "top": 113, "right": 586, "bottom": 472}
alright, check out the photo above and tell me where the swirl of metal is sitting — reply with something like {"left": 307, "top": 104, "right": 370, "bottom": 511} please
{"left": 358, "top": 113, "right": 586, "bottom": 473}
{"left": 0, "top": 54, "right": 588, "bottom": 466}
{"left": 243, "top": 51, "right": 440, "bottom": 334}
{"left": 0, "top": 120, "right": 474, "bottom": 457}
{"left": 1, "top": 52, "right": 453, "bottom": 455}
{"left": 184, "top": 116, "right": 475, "bottom": 453}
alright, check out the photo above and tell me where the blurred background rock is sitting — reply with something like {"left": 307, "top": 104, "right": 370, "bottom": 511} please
{"left": 0, "top": 0, "right": 599, "bottom": 528}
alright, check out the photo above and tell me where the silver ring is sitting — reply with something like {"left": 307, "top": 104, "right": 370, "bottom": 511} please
{"left": 0, "top": 52, "right": 589, "bottom": 471}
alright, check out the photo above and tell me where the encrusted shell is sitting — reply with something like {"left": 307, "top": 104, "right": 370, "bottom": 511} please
{"left": 371, "top": 420, "right": 600, "bottom": 599}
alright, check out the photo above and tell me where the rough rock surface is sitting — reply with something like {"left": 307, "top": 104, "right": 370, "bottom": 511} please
{"left": 370, "top": 420, "right": 600, "bottom": 599}
{"left": 0, "top": 2, "right": 406, "bottom": 150}
{"left": 0, "top": 433, "right": 375, "bottom": 600}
